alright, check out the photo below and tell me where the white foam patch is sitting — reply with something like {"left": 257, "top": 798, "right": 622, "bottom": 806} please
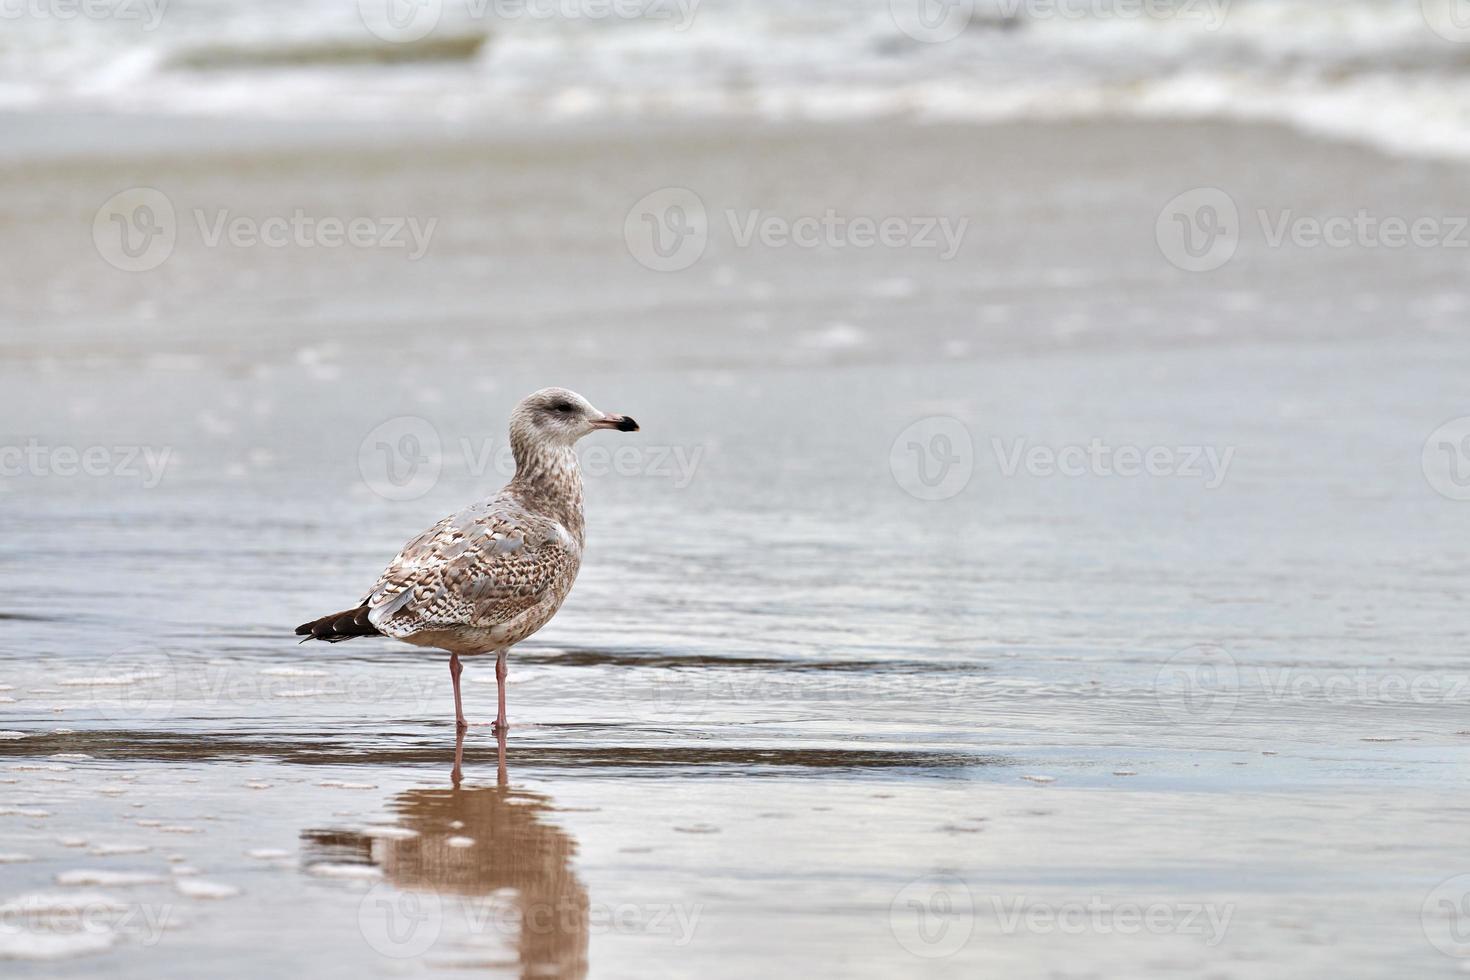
{"left": 317, "top": 780, "right": 376, "bottom": 790}
{"left": 175, "top": 879, "right": 240, "bottom": 899}
{"left": 0, "top": 732, "right": 28, "bottom": 740}
{"left": 55, "top": 870, "right": 166, "bottom": 887}
{"left": 0, "top": 853, "right": 35, "bottom": 863}
{"left": 0, "top": 927, "right": 114, "bottom": 960}
{"left": 57, "top": 671, "right": 164, "bottom": 687}
{"left": 246, "top": 848, "right": 290, "bottom": 859}
{"left": 304, "top": 863, "right": 382, "bottom": 879}
{"left": 88, "top": 843, "right": 151, "bottom": 856}
{"left": 445, "top": 836, "right": 475, "bottom": 848}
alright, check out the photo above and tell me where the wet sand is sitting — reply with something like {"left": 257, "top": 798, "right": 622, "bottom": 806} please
{"left": 1, "top": 118, "right": 1469, "bottom": 976}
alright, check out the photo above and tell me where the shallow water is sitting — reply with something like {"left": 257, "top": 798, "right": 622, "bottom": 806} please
{"left": 2, "top": 119, "right": 1469, "bottom": 976}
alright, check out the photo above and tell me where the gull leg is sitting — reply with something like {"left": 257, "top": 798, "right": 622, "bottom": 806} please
{"left": 492, "top": 648, "right": 508, "bottom": 735}
{"left": 452, "top": 724, "right": 465, "bottom": 788}
{"left": 450, "top": 653, "right": 467, "bottom": 732}
{"left": 495, "top": 721, "right": 507, "bottom": 786}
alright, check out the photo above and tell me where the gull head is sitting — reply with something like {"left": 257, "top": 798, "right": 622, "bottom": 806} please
{"left": 510, "top": 387, "right": 639, "bottom": 450}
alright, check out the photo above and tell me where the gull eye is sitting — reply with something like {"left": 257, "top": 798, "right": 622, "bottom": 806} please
{"left": 551, "top": 401, "right": 575, "bottom": 414}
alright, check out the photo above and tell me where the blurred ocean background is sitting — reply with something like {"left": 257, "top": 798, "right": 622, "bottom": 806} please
{"left": 5, "top": 0, "right": 1470, "bottom": 158}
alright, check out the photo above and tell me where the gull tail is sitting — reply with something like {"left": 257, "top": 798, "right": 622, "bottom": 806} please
{"left": 295, "top": 604, "right": 380, "bottom": 643}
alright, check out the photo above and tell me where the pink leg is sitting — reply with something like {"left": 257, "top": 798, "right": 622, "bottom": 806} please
{"left": 450, "top": 653, "right": 467, "bottom": 732}
{"left": 492, "top": 649, "right": 508, "bottom": 735}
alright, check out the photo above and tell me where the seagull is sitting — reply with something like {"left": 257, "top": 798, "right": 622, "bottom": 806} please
{"left": 295, "top": 387, "right": 639, "bottom": 741}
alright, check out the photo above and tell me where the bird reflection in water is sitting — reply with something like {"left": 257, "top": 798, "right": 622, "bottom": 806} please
{"left": 302, "top": 729, "right": 589, "bottom": 978}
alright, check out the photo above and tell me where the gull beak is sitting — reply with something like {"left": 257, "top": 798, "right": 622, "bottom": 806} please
{"left": 591, "top": 413, "right": 639, "bottom": 432}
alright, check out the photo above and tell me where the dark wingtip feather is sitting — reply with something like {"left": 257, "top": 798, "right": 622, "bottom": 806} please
{"left": 294, "top": 605, "right": 380, "bottom": 643}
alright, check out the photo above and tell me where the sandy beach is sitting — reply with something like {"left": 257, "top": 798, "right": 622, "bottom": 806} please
{"left": 2, "top": 106, "right": 1469, "bottom": 977}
